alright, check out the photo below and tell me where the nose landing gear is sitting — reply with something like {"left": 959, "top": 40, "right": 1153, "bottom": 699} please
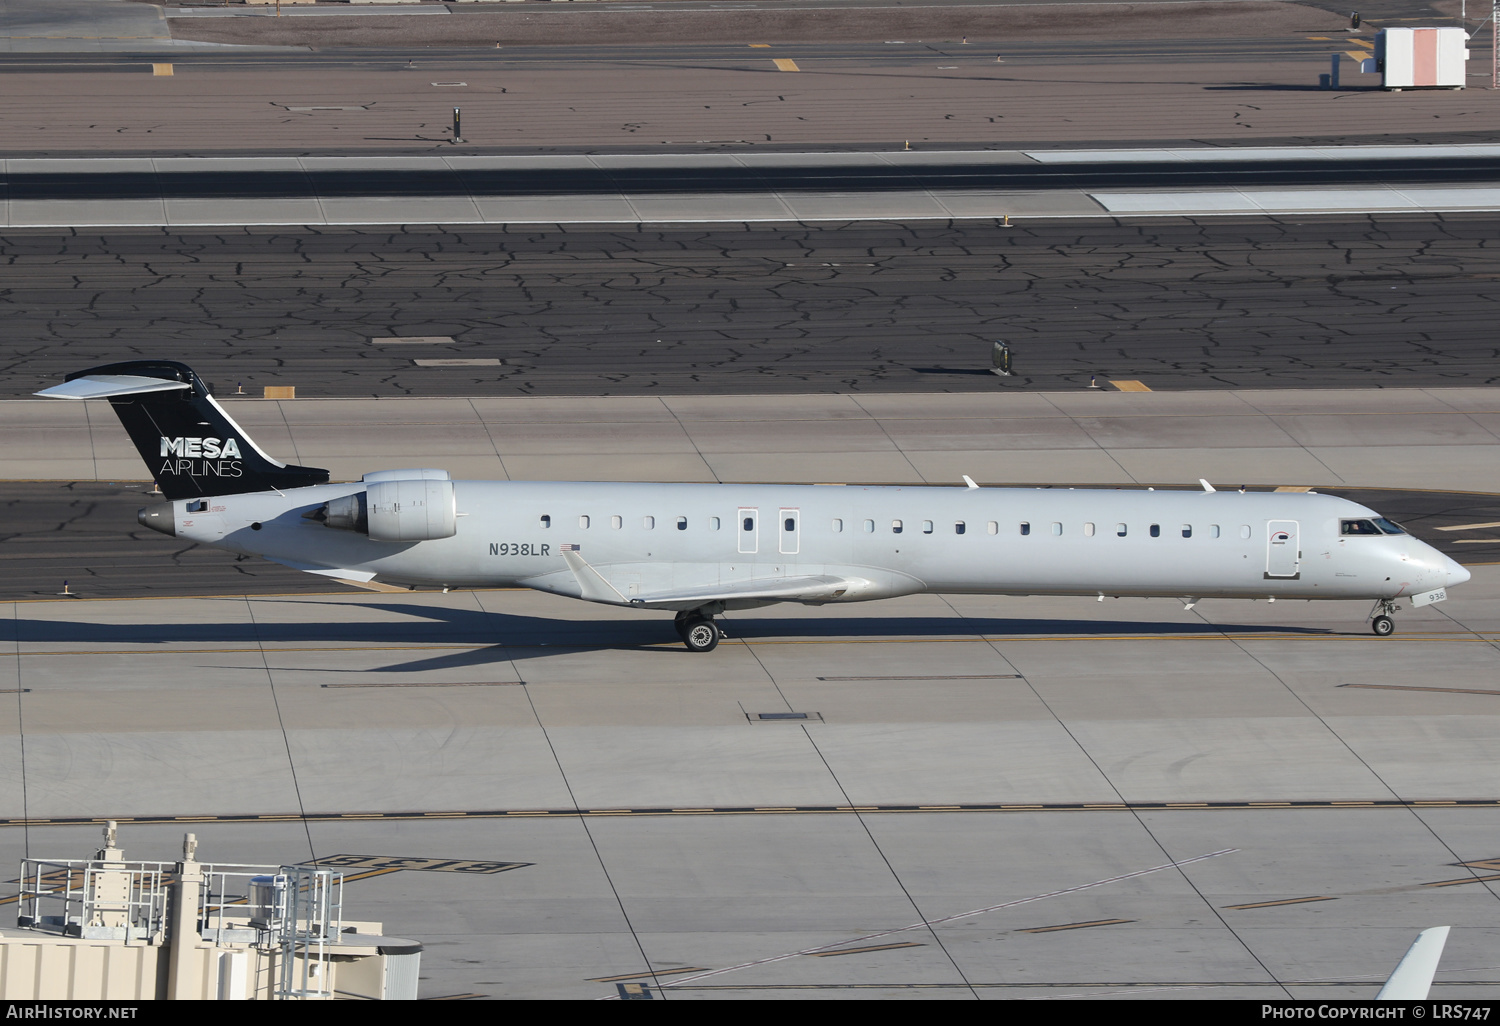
{"left": 1369, "top": 598, "right": 1400, "bottom": 637}
{"left": 674, "top": 609, "right": 723, "bottom": 652}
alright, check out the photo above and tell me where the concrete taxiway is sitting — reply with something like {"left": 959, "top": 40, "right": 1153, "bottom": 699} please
{"left": 3, "top": 389, "right": 1500, "bottom": 998}
{"left": 14, "top": 387, "right": 1500, "bottom": 492}
{"left": 4, "top": 572, "right": 1500, "bottom": 999}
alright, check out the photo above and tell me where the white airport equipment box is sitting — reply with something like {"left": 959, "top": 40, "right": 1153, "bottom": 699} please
{"left": 1370, "top": 27, "right": 1468, "bottom": 90}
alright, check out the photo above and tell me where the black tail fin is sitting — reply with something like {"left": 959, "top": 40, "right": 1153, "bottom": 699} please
{"left": 37, "top": 360, "right": 329, "bottom": 500}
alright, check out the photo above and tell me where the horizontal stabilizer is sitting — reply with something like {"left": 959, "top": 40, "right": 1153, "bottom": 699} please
{"left": 36, "top": 375, "right": 191, "bottom": 401}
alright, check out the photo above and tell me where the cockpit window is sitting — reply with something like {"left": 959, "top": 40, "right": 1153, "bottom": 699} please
{"left": 1341, "top": 519, "right": 1382, "bottom": 536}
{"left": 1372, "top": 518, "right": 1406, "bottom": 535}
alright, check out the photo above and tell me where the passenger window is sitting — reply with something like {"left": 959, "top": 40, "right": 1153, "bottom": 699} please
{"left": 743, "top": 517, "right": 754, "bottom": 532}
{"left": 643, "top": 516, "right": 655, "bottom": 530}
{"left": 1210, "top": 524, "right": 1220, "bottom": 538}
{"left": 611, "top": 515, "right": 622, "bottom": 529}
{"left": 1150, "top": 524, "right": 1160, "bottom": 538}
{"left": 832, "top": 518, "right": 843, "bottom": 532}
{"left": 987, "top": 521, "right": 998, "bottom": 535}
{"left": 579, "top": 515, "right": 590, "bottom": 529}
{"left": 540, "top": 514, "right": 551, "bottom": 529}
{"left": 1240, "top": 525, "right": 1251, "bottom": 540}
{"left": 784, "top": 517, "right": 795, "bottom": 532}
{"left": 954, "top": 521, "right": 966, "bottom": 535}
{"left": 863, "top": 519, "right": 875, "bottom": 533}
{"left": 676, "top": 516, "right": 687, "bottom": 531}
{"left": 1116, "top": 524, "right": 1127, "bottom": 537}
{"left": 1181, "top": 524, "right": 1192, "bottom": 538}
{"left": 1084, "top": 522, "right": 1095, "bottom": 537}
{"left": 1051, "top": 522, "right": 1062, "bottom": 536}
{"left": 922, "top": 520, "right": 933, "bottom": 534}
{"left": 892, "top": 520, "right": 903, "bottom": 534}
{"left": 1020, "top": 522, "right": 1031, "bottom": 536}
{"left": 710, "top": 517, "right": 721, "bottom": 530}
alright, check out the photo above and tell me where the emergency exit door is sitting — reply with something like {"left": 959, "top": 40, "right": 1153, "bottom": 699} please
{"left": 738, "top": 507, "right": 758, "bottom": 554}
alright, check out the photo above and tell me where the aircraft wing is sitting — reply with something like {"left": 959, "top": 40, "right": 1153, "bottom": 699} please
{"left": 555, "top": 548, "right": 857, "bottom": 608}
{"left": 1376, "top": 926, "right": 1450, "bottom": 1000}
{"left": 628, "top": 574, "right": 856, "bottom": 608}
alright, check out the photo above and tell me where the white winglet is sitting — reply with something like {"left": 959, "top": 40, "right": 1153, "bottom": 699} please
{"left": 560, "top": 547, "right": 629, "bottom": 604}
{"left": 1376, "top": 926, "right": 1450, "bottom": 1000}
{"left": 1199, "top": 479, "right": 1216, "bottom": 493}
{"left": 962, "top": 475, "right": 979, "bottom": 490}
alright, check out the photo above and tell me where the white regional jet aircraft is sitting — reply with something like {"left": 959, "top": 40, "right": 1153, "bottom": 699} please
{"left": 40, "top": 361, "right": 1469, "bottom": 651}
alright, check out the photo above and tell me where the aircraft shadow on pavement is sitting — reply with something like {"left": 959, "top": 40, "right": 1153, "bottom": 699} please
{"left": 2, "top": 600, "right": 1334, "bottom": 675}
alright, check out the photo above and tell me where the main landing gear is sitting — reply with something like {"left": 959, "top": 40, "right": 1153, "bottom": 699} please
{"left": 1370, "top": 598, "right": 1400, "bottom": 637}
{"left": 674, "top": 610, "right": 722, "bottom": 652}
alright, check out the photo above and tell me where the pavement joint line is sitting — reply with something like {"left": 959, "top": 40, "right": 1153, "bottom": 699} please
{"left": 11, "top": 798, "right": 1489, "bottom": 827}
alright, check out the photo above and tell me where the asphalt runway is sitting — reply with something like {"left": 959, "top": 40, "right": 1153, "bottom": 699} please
{"left": 9, "top": 155, "right": 1500, "bottom": 199}
{"left": 3, "top": 482, "right": 1493, "bottom": 603}
{"left": 5, "top": 216, "right": 1500, "bottom": 397}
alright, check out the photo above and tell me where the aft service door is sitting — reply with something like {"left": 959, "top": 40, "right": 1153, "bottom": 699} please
{"left": 779, "top": 508, "right": 800, "bottom": 555}
{"left": 738, "top": 507, "right": 759, "bottom": 554}
{"left": 1266, "top": 520, "right": 1300, "bottom": 578}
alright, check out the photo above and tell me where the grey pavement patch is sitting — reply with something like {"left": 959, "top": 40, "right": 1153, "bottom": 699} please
{"left": 414, "top": 358, "right": 504, "bottom": 366}
{"left": 370, "top": 336, "right": 458, "bottom": 345}
{"left": 1030, "top": 144, "right": 1500, "bottom": 163}
{"left": 1093, "top": 187, "right": 1500, "bottom": 214}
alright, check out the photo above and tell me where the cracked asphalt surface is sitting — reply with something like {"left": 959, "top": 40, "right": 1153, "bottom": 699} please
{"left": 3, "top": 215, "right": 1499, "bottom": 398}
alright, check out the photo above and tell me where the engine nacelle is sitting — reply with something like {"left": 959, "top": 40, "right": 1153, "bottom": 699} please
{"left": 315, "top": 477, "right": 457, "bottom": 542}
{"left": 367, "top": 478, "right": 456, "bottom": 541}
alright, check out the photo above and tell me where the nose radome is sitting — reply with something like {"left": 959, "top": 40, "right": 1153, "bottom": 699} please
{"left": 1448, "top": 559, "right": 1472, "bottom": 587}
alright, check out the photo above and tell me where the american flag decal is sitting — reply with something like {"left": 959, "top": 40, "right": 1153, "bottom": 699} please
{"left": 560, "top": 543, "right": 580, "bottom": 552}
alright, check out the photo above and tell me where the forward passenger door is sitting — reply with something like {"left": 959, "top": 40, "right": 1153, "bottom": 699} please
{"left": 1266, "top": 520, "right": 1300, "bottom": 578}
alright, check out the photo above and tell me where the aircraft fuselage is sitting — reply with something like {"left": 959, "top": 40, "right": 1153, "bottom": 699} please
{"left": 146, "top": 480, "right": 1467, "bottom": 607}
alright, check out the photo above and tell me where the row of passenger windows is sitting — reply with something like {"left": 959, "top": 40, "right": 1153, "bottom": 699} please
{"left": 536, "top": 514, "right": 1253, "bottom": 539}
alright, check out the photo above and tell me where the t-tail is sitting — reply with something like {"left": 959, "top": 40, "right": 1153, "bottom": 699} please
{"left": 36, "top": 360, "right": 329, "bottom": 500}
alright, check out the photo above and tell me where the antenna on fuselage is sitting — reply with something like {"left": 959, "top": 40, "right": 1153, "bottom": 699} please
{"left": 962, "top": 475, "right": 980, "bottom": 490}
{"left": 1200, "top": 479, "right": 1216, "bottom": 493}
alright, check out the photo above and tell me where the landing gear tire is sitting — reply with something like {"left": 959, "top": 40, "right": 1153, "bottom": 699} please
{"left": 1371, "top": 615, "right": 1395, "bottom": 637}
{"left": 681, "top": 617, "right": 721, "bottom": 653}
